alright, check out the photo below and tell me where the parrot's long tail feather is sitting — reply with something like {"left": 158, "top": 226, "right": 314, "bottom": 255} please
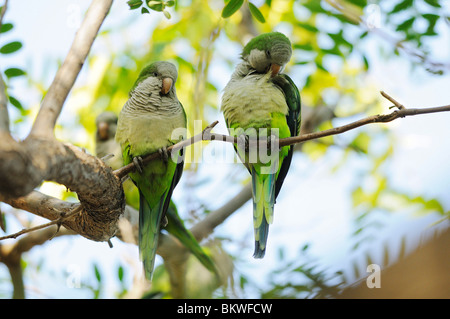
{"left": 165, "top": 205, "right": 219, "bottom": 276}
{"left": 251, "top": 167, "right": 275, "bottom": 259}
{"left": 139, "top": 190, "right": 166, "bottom": 280}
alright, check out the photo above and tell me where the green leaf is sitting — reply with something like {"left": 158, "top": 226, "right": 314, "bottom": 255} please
{"left": 248, "top": 2, "right": 265, "bottom": 23}
{"left": 94, "top": 264, "right": 102, "bottom": 283}
{"left": 396, "top": 17, "right": 415, "bottom": 31}
{"left": 141, "top": 7, "right": 150, "bottom": 14}
{"left": 347, "top": 0, "right": 367, "bottom": 7}
{"left": 0, "top": 23, "right": 13, "bottom": 33}
{"left": 422, "top": 13, "right": 440, "bottom": 36}
{"left": 118, "top": 265, "right": 124, "bottom": 282}
{"left": 4, "top": 67, "right": 26, "bottom": 78}
{"left": 163, "top": 9, "right": 171, "bottom": 19}
{"left": 147, "top": 0, "right": 163, "bottom": 11}
{"left": 0, "top": 41, "right": 22, "bottom": 54}
{"left": 424, "top": 0, "right": 441, "bottom": 8}
{"left": 302, "top": 1, "right": 326, "bottom": 14}
{"left": 297, "top": 22, "right": 319, "bottom": 33}
{"left": 390, "top": 0, "right": 413, "bottom": 14}
{"left": 362, "top": 55, "right": 369, "bottom": 70}
{"left": 8, "top": 96, "right": 24, "bottom": 111}
{"left": 127, "top": 0, "right": 143, "bottom": 9}
{"left": 165, "top": 0, "right": 175, "bottom": 7}
{"left": 222, "top": 0, "right": 244, "bottom": 18}
{"left": 294, "top": 43, "right": 314, "bottom": 51}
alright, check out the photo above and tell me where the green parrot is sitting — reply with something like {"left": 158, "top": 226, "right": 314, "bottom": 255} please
{"left": 115, "top": 61, "right": 188, "bottom": 280}
{"left": 95, "top": 111, "right": 217, "bottom": 276}
{"left": 221, "top": 32, "right": 301, "bottom": 259}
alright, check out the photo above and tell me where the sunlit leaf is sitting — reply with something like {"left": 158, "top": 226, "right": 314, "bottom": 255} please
{"left": 163, "top": 9, "right": 171, "bottom": 19}
{"left": 221, "top": 0, "right": 244, "bottom": 19}
{"left": 127, "top": 0, "right": 143, "bottom": 10}
{"left": 147, "top": 0, "right": 164, "bottom": 11}
{"left": 248, "top": 2, "right": 265, "bottom": 23}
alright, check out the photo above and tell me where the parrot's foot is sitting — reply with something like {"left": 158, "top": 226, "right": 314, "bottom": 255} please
{"left": 237, "top": 134, "right": 250, "bottom": 153}
{"left": 160, "top": 215, "right": 168, "bottom": 227}
{"left": 158, "top": 147, "right": 169, "bottom": 163}
{"left": 133, "top": 156, "right": 144, "bottom": 174}
{"left": 266, "top": 134, "right": 278, "bottom": 154}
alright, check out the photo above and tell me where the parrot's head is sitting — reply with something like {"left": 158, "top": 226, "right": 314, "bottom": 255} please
{"left": 241, "top": 32, "right": 292, "bottom": 76}
{"left": 129, "top": 61, "right": 178, "bottom": 97}
{"left": 96, "top": 111, "right": 118, "bottom": 141}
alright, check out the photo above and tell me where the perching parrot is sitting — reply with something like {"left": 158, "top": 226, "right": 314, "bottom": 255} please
{"left": 115, "top": 61, "right": 189, "bottom": 280}
{"left": 95, "top": 111, "right": 218, "bottom": 279}
{"left": 221, "top": 32, "right": 301, "bottom": 259}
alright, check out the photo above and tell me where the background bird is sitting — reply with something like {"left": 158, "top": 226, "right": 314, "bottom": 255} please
{"left": 221, "top": 32, "right": 301, "bottom": 259}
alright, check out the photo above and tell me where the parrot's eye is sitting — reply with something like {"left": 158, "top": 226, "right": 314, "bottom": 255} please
{"left": 265, "top": 50, "right": 271, "bottom": 59}
{"left": 153, "top": 72, "right": 158, "bottom": 77}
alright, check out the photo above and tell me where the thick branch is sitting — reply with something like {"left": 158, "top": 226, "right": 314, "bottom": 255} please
{"left": 0, "top": 139, "right": 125, "bottom": 241}
{"left": 0, "top": 0, "right": 123, "bottom": 242}
{"left": 30, "top": 0, "right": 112, "bottom": 138}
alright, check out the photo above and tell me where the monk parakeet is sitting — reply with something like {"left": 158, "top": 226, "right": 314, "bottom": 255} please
{"left": 221, "top": 32, "right": 301, "bottom": 258}
{"left": 115, "top": 61, "right": 187, "bottom": 280}
{"left": 95, "top": 111, "right": 218, "bottom": 277}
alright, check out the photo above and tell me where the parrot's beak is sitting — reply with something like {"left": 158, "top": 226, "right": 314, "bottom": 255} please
{"left": 98, "top": 122, "right": 109, "bottom": 140}
{"left": 270, "top": 63, "right": 281, "bottom": 77}
{"left": 161, "top": 77, "right": 173, "bottom": 95}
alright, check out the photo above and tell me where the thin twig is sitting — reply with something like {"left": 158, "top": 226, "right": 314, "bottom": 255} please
{"left": 114, "top": 92, "right": 450, "bottom": 177}
{"left": 113, "top": 120, "right": 222, "bottom": 179}
{"left": 0, "top": 205, "right": 82, "bottom": 241}
{"left": 381, "top": 91, "right": 405, "bottom": 110}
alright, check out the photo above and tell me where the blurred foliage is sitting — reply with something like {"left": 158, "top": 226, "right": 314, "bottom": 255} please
{"left": 1, "top": 0, "right": 449, "bottom": 298}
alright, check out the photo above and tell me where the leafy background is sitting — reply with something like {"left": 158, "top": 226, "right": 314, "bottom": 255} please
{"left": 0, "top": 0, "right": 449, "bottom": 298}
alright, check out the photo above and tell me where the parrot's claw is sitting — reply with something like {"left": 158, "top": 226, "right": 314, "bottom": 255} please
{"left": 158, "top": 147, "right": 169, "bottom": 163}
{"left": 133, "top": 156, "right": 144, "bottom": 174}
{"left": 160, "top": 215, "right": 168, "bottom": 228}
{"left": 267, "top": 134, "right": 277, "bottom": 154}
{"left": 237, "top": 135, "right": 250, "bottom": 153}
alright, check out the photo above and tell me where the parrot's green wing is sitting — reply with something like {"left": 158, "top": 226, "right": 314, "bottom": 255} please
{"left": 164, "top": 202, "right": 218, "bottom": 275}
{"left": 271, "top": 73, "right": 301, "bottom": 199}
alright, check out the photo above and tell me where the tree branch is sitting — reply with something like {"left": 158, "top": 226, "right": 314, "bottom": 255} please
{"left": 0, "top": 0, "right": 123, "bottom": 242}
{"left": 191, "top": 183, "right": 252, "bottom": 241}
{"left": 114, "top": 91, "right": 450, "bottom": 177}
{"left": 30, "top": 0, "right": 112, "bottom": 138}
